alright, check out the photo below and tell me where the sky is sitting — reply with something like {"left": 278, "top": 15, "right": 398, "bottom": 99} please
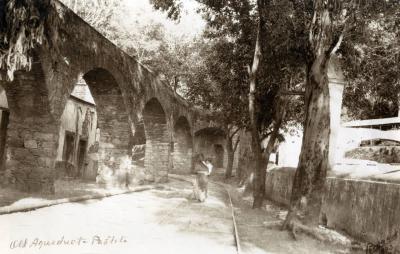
{"left": 122, "top": 0, "right": 206, "bottom": 39}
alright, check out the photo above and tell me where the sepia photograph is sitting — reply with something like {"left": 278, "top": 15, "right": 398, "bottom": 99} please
{"left": 0, "top": 0, "right": 399, "bottom": 253}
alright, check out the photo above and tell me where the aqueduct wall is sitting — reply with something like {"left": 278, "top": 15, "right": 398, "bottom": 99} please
{"left": 0, "top": 0, "right": 232, "bottom": 192}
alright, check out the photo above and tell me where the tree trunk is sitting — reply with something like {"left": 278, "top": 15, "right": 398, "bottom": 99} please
{"left": 225, "top": 137, "right": 234, "bottom": 179}
{"left": 285, "top": 54, "right": 331, "bottom": 226}
{"left": 251, "top": 0, "right": 271, "bottom": 209}
{"left": 225, "top": 132, "right": 240, "bottom": 179}
{"left": 249, "top": 29, "right": 264, "bottom": 209}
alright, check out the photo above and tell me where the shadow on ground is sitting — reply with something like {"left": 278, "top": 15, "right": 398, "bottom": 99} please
{"left": 0, "top": 179, "right": 113, "bottom": 208}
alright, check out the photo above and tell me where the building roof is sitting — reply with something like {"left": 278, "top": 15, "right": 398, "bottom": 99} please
{"left": 343, "top": 117, "right": 400, "bottom": 128}
{"left": 70, "top": 83, "right": 95, "bottom": 105}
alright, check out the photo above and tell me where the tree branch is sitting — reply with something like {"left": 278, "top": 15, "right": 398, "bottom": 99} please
{"left": 330, "top": 32, "right": 344, "bottom": 56}
{"left": 233, "top": 136, "right": 240, "bottom": 152}
{"left": 229, "top": 126, "right": 241, "bottom": 139}
{"left": 309, "top": 2, "right": 317, "bottom": 51}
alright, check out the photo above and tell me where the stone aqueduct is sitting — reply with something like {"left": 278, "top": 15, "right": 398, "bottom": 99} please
{"left": 0, "top": 0, "right": 226, "bottom": 193}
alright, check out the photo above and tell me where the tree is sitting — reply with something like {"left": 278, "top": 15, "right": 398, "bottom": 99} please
{"left": 150, "top": 0, "right": 306, "bottom": 209}
{"left": 200, "top": 0, "right": 305, "bottom": 208}
{"left": 284, "top": 0, "right": 400, "bottom": 230}
{"left": 183, "top": 36, "right": 248, "bottom": 180}
{"left": 247, "top": 0, "right": 271, "bottom": 209}
{"left": 152, "top": 0, "right": 257, "bottom": 181}
{"left": 0, "top": 0, "right": 123, "bottom": 81}
{"left": 0, "top": 0, "right": 51, "bottom": 81}
{"left": 61, "top": 0, "right": 120, "bottom": 39}
{"left": 341, "top": 5, "right": 400, "bottom": 120}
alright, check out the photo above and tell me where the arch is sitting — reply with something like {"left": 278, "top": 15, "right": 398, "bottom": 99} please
{"left": 213, "top": 144, "right": 224, "bottom": 168}
{"left": 142, "top": 98, "right": 169, "bottom": 182}
{"left": 194, "top": 127, "right": 227, "bottom": 168}
{"left": 172, "top": 116, "right": 193, "bottom": 174}
{"left": 76, "top": 68, "right": 134, "bottom": 187}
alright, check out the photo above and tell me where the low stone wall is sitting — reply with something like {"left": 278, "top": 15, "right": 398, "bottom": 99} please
{"left": 265, "top": 168, "right": 400, "bottom": 250}
{"left": 345, "top": 146, "right": 400, "bottom": 164}
{"left": 265, "top": 167, "right": 294, "bottom": 206}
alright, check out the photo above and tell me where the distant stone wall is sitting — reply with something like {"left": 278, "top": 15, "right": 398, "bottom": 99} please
{"left": 265, "top": 168, "right": 400, "bottom": 250}
{"left": 194, "top": 132, "right": 226, "bottom": 168}
{"left": 345, "top": 146, "right": 400, "bottom": 164}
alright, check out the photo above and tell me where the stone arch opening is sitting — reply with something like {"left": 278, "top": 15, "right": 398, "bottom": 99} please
{"left": 55, "top": 78, "right": 98, "bottom": 181}
{"left": 129, "top": 118, "right": 147, "bottom": 185}
{"left": 131, "top": 120, "right": 146, "bottom": 165}
{"left": 143, "top": 98, "right": 169, "bottom": 182}
{"left": 214, "top": 144, "right": 224, "bottom": 168}
{"left": 194, "top": 127, "right": 226, "bottom": 169}
{"left": 172, "top": 116, "right": 193, "bottom": 174}
{"left": 59, "top": 68, "right": 134, "bottom": 187}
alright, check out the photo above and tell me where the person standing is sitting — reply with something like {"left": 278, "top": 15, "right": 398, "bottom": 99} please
{"left": 193, "top": 156, "right": 213, "bottom": 202}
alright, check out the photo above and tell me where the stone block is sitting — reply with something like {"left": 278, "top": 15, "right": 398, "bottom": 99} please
{"left": 43, "top": 148, "right": 57, "bottom": 157}
{"left": 38, "top": 157, "right": 54, "bottom": 168}
{"left": 12, "top": 148, "right": 33, "bottom": 160}
{"left": 24, "top": 140, "right": 38, "bottom": 149}
{"left": 8, "top": 137, "right": 25, "bottom": 148}
{"left": 34, "top": 133, "right": 56, "bottom": 141}
{"left": 41, "top": 141, "right": 55, "bottom": 149}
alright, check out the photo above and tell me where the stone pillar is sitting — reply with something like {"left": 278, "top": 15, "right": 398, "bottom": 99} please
{"left": 172, "top": 142, "right": 193, "bottom": 174}
{"left": 144, "top": 120, "right": 170, "bottom": 182}
{"left": 328, "top": 57, "right": 346, "bottom": 169}
{"left": 83, "top": 69, "right": 133, "bottom": 188}
{"left": 2, "top": 68, "right": 59, "bottom": 193}
{"left": 6, "top": 116, "right": 58, "bottom": 193}
{"left": 94, "top": 93, "right": 133, "bottom": 188}
{"left": 172, "top": 117, "right": 193, "bottom": 175}
{"left": 143, "top": 98, "right": 170, "bottom": 183}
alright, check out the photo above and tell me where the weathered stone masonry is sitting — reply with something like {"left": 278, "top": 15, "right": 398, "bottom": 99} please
{"left": 83, "top": 69, "right": 133, "bottom": 187}
{"left": 2, "top": 63, "right": 59, "bottom": 193}
{"left": 0, "top": 0, "right": 202, "bottom": 192}
{"left": 143, "top": 98, "right": 170, "bottom": 183}
{"left": 172, "top": 117, "right": 193, "bottom": 175}
{"left": 0, "top": 0, "right": 238, "bottom": 192}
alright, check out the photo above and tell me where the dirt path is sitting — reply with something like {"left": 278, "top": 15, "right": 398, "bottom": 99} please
{"left": 0, "top": 179, "right": 238, "bottom": 254}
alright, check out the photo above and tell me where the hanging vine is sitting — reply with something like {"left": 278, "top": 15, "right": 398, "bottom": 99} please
{"left": 0, "top": 0, "right": 50, "bottom": 81}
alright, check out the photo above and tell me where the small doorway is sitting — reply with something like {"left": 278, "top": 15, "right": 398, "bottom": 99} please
{"left": 77, "top": 139, "right": 87, "bottom": 177}
{"left": 214, "top": 144, "right": 224, "bottom": 168}
{"left": 63, "top": 131, "right": 75, "bottom": 163}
